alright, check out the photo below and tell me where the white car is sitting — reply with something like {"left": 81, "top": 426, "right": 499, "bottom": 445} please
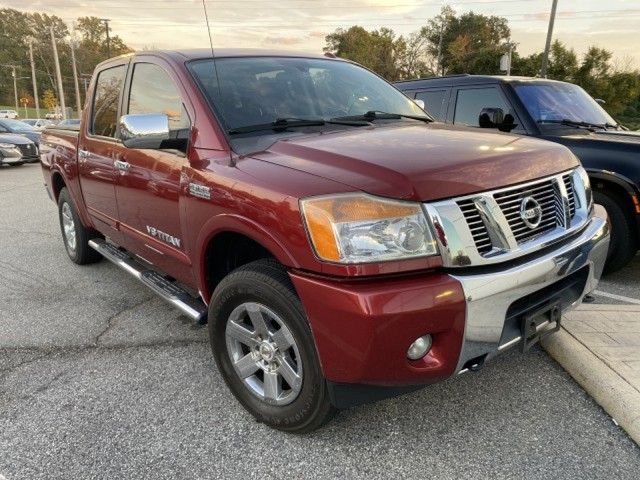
{"left": 0, "top": 110, "right": 18, "bottom": 119}
{"left": 23, "top": 119, "right": 55, "bottom": 130}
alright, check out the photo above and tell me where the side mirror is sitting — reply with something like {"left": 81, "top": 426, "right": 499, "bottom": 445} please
{"left": 478, "top": 107, "right": 518, "bottom": 133}
{"left": 414, "top": 99, "right": 425, "bottom": 110}
{"left": 120, "top": 113, "right": 170, "bottom": 149}
{"left": 478, "top": 107, "right": 504, "bottom": 128}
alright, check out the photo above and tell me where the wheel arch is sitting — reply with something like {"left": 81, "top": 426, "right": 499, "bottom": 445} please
{"left": 195, "top": 215, "right": 300, "bottom": 302}
{"left": 588, "top": 169, "right": 640, "bottom": 220}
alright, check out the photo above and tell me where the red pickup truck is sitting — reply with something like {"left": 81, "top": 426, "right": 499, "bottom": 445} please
{"left": 40, "top": 49, "right": 610, "bottom": 433}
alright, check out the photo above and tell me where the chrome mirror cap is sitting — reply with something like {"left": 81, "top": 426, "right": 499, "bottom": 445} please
{"left": 414, "top": 99, "right": 425, "bottom": 110}
{"left": 119, "top": 113, "right": 170, "bottom": 149}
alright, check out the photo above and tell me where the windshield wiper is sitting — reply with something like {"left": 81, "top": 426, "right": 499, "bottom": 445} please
{"left": 228, "top": 117, "right": 371, "bottom": 135}
{"left": 537, "top": 118, "right": 607, "bottom": 130}
{"left": 228, "top": 118, "right": 326, "bottom": 135}
{"left": 332, "top": 110, "right": 433, "bottom": 123}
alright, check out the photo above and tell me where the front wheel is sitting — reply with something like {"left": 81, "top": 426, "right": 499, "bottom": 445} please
{"left": 208, "top": 259, "right": 335, "bottom": 433}
{"left": 594, "top": 190, "right": 638, "bottom": 273}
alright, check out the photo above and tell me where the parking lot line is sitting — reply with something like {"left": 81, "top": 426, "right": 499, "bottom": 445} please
{"left": 594, "top": 290, "right": 640, "bottom": 306}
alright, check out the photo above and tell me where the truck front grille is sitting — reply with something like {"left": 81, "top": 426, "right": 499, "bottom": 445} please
{"left": 458, "top": 198, "right": 493, "bottom": 255}
{"left": 493, "top": 177, "right": 560, "bottom": 245}
{"left": 427, "top": 168, "right": 591, "bottom": 267}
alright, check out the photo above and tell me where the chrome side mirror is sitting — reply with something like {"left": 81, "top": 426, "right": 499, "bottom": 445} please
{"left": 119, "top": 113, "right": 170, "bottom": 149}
{"left": 414, "top": 99, "right": 425, "bottom": 110}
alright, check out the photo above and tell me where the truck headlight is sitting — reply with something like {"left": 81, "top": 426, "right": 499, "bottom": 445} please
{"left": 300, "top": 193, "right": 438, "bottom": 263}
{"left": 576, "top": 166, "right": 593, "bottom": 211}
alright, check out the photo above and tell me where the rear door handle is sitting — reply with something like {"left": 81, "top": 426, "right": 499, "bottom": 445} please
{"left": 114, "top": 159, "right": 130, "bottom": 171}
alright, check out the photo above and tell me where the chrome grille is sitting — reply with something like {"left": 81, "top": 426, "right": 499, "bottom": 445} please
{"left": 494, "top": 178, "right": 559, "bottom": 244}
{"left": 426, "top": 168, "right": 591, "bottom": 268}
{"left": 563, "top": 173, "right": 576, "bottom": 218}
{"left": 458, "top": 199, "right": 492, "bottom": 255}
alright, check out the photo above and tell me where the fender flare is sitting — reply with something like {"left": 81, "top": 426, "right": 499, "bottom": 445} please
{"left": 193, "top": 213, "right": 300, "bottom": 300}
{"left": 587, "top": 168, "right": 640, "bottom": 198}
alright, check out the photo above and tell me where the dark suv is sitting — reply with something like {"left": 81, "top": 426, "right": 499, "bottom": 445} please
{"left": 396, "top": 75, "right": 640, "bottom": 272}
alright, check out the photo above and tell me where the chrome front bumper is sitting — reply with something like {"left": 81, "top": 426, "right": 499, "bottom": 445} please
{"left": 452, "top": 204, "right": 610, "bottom": 373}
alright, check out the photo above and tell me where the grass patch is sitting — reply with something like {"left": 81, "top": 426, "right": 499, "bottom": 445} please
{"left": 617, "top": 116, "right": 640, "bottom": 131}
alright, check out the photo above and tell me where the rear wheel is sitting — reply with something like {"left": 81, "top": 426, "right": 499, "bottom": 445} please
{"left": 594, "top": 190, "right": 638, "bottom": 273}
{"left": 208, "top": 259, "right": 335, "bottom": 433}
{"left": 57, "top": 188, "right": 102, "bottom": 265}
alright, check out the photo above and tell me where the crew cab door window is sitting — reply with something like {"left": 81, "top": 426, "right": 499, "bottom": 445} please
{"left": 453, "top": 87, "right": 519, "bottom": 130}
{"left": 127, "top": 63, "right": 190, "bottom": 132}
{"left": 415, "top": 89, "right": 449, "bottom": 121}
{"left": 91, "top": 65, "right": 127, "bottom": 138}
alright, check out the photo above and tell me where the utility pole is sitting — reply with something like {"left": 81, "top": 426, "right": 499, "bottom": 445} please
{"left": 70, "top": 37, "right": 82, "bottom": 118}
{"left": 11, "top": 65, "right": 18, "bottom": 110}
{"left": 540, "top": 0, "right": 559, "bottom": 78}
{"left": 28, "top": 41, "right": 40, "bottom": 118}
{"left": 101, "top": 18, "right": 111, "bottom": 57}
{"left": 50, "top": 26, "right": 67, "bottom": 119}
{"left": 436, "top": 21, "right": 445, "bottom": 76}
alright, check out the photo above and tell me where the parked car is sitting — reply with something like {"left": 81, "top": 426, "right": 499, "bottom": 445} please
{"left": 0, "top": 109, "right": 18, "bottom": 119}
{"left": 54, "top": 118, "right": 81, "bottom": 129}
{"left": 0, "top": 118, "right": 41, "bottom": 145}
{"left": 40, "top": 50, "right": 609, "bottom": 432}
{"left": 45, "top": 112, "right": 63, "bottom": 120}
{"left": 0, "top": 140, "right": 23, "bottom": 166}
{"left": 23, "top": 118, "right": 55, "bottom": 130}
{"left": 0, "top": 133, "right": 38, "bottom": 163}
{"left": 395, "top": 75, "right": 640, "bottom": 272}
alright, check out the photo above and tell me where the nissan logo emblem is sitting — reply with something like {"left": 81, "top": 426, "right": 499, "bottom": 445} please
{"left": 520, "top": 196, "right": 543, "bottom": 229}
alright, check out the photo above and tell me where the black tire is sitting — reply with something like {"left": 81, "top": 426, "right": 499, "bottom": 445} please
{"left": 594, "top": 190, "right": 638, "bottom": 274}
{"left": 208, "top": 258, "right": 335, "bottom": 433}
{"left": 57, "top": 187, "right": 102, "bottom": 265}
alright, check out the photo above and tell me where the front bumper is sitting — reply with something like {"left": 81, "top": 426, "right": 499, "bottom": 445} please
{"left": 290, "top": 205, "right": 609, "bottom": 405}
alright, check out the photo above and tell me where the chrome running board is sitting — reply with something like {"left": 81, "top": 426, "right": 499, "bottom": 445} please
{"left": 89, "top": 239, "right": 207, "bottom": 324}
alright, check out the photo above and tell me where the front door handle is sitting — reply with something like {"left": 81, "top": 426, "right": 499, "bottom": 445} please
{"left": 78, "top": 149, "right": 90, "bottom": 159}
{"left": 114, "top": 159, "right": 130, "bottom": 172}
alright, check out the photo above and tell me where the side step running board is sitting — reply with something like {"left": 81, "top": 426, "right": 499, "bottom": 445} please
{"left": 88, "top": 239, "right": 208, "bottom": 324}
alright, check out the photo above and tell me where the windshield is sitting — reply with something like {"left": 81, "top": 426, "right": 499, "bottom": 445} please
{"left": 1, "top": 119, "right": 35, "bottom": 132}
{"left": 515, "top": 83, "right": 616, "bottom": 126}
{"left": 188, "top": 56, "right": 426, "bottom": 133}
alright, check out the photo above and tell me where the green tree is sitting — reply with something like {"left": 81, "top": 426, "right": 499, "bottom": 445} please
{"left": 422, "top": 6, "right": 510, "bottom": 74}
{"left": 324, "top": 26, "right": 404, "bottom": 80}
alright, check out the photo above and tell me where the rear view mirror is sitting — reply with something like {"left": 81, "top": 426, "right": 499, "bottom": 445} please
{"left": 120, "top": 113, "right": 170, "bottom": 149}
{"left": 478, "top": 108, "right": 517, "bottom": 133}
{"left": 414, "top": 99, "right": 425, "bottom": 110}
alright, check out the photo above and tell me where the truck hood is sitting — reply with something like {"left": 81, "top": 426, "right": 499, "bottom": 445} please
{"left": 250, "top": 123, "right": 579, "bottom": 201}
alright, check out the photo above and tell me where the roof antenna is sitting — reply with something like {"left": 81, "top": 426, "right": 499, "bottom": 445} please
{"left": 202, "top": 0, "right": 222, "bottom": 98}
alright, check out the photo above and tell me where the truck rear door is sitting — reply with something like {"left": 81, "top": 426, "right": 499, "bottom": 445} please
{"left": 78, "top": 62, "right": 128, "bottom": 234}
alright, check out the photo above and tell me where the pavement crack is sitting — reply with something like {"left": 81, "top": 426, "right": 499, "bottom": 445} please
{"left": 94, "top": 298, "right": 155, "bottom": 346}
{"left": 0, "top": 351, "right": 54, "bottom": 379}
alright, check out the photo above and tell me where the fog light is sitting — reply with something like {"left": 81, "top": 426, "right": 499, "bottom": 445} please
{"left": 407, "top": 334, "right": 432, "bottom": 360}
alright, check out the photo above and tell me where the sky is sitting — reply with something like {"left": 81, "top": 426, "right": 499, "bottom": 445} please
{"left": 7, "top": 0, "right": 640, "bottom": 69}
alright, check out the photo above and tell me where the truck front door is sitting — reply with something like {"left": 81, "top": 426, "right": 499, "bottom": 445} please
{"left": 112, "top": 60, "right": 193, "bottom": 284}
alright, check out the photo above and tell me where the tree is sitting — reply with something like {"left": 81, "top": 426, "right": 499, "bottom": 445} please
{"left": 422, "top": 6, "right": 510, "bottom": 74}
{"left": 42, "top": 89, "right": 58, "bottom": 110}
{"left": 0, "top": 9, "right": 132, "bottom": 107}
{"left": 324, "top": 26, "right": 404, "bottom": 80}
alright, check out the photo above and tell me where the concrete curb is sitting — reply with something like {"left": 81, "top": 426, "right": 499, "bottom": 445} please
{"left": 575, "top": 304, "right": 640, "bottom": 312}
{"left": 542, "top": 328, "right": 640, "bottom": 445}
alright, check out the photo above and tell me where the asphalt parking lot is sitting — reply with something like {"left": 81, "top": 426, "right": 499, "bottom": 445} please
{"left": 1, "top": 163, "right": 640, "bottom": 479}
